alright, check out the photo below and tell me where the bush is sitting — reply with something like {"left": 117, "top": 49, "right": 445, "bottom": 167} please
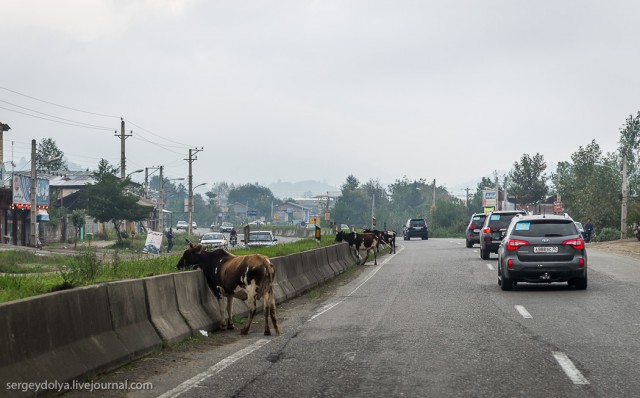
{"left": 57, "top": 248, "right": 100, "bottom": 287}
{"left": 594, "top": 228, "right": 620, "bottom": 242}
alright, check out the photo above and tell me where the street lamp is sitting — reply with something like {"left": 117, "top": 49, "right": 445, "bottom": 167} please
{"left": 125, "top": 169, "right": 144, "bottom": 179}
{"left": 594, "top": 159, "right": 628, "bottom": 239}
{"left": 188, "top": 182, "right": 206, "bottom": 235}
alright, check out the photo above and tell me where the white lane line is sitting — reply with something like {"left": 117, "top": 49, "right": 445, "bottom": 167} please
{"left": 486, "top": 263, "right": 495, "bottom": 271}
{"left": 308, "top": 246, "right": 403, "bottom": 322}
{"left": 552, "top": 351, "right": 590, "bottom": 385}
{"left": 514, "top": 305, "right": 533, "bottom": 319}
{"left": 157, "top": 339, "right": 271, "bottom": 398}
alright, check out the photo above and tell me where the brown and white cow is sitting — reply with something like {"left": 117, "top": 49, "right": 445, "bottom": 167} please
{"left": 176, "top": 244, "right": 281, "bottom": 336}
{"left": 335, "top": 230, "right": 379, "bottom": 265}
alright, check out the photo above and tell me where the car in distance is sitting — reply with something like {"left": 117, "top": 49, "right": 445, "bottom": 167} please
{"left": 176, "top": 220, "right": 188, "bottom": 230}
{"left": 191, "top": 221, "right": 198, "bottom": 230}
{"left": 403, "top": 218, "right": 429, "bottom": 240}
{"left": 340, "top": 224, "right": 350, "bottom": 231}
{"left": 220, "top": 222, "right": 234, "bottom": 233}
{"left": 243, "top": 231, "right": 278, "bottom": 247}
{"left": 479, "top": 210, "right": 527, "bottom": 259}
{"left": 497, "top": 214, "right": 587, "bottom": 290}
{"left": 200, "top": 232, "right": 228, "bottom": 250}
{"left": 574, "top": 221, "right": 585, "bottom": 238}
{"left": 465, "top": 213, "right": 487, "bottom": 248}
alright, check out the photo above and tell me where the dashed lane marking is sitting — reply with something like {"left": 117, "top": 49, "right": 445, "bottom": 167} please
{"left": 552, "top": 351, "right": 590, "bottom": 385}
{"left": 515, "top": 305, "right": 533, "bottom": 319}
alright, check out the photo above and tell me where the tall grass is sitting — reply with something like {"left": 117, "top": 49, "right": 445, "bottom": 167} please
{"left": 0, "top": 235, "right": 346, "bottom": 303}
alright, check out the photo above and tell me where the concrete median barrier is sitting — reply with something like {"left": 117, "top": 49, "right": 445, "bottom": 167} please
{"left": 174, "top": 271, "right": 216, "bottom": 332}
{"left": 300, "top": 250, "right": 324, "bottom": 285}
{"left": 271, "top": 256, "right": 295, "bottom": 302}
{"left": 144, "top": 274, "right": 191, "bottom": 345}
{"left": 312, "top": 248, "right": 334, "bottom": 281}
{"left": 0, "top": 285, "right": 130, "bottom": 396}
{"left": 283, "top": 252, "right": 315, "bottom": 294}
{"left": 107, "top": 279, "right": 162, "bottom": 360}
{"left": 325, "top": 245, "right": 344, "bottom": 275}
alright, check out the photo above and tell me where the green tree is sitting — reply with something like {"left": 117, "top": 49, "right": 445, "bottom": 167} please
{"left": 36, "top": 138, "right": 68, "bottom": 171}
{"left": 81, "top": 159, "right": 152, "bottom": 242}
{"left": 227, "top": 183, "right": 276, "bottom": 220}
{"left": 507, "top": 153, "right": 548, "bottom": 206}
{"left": 70, "top": 209, "right": 86, "bottom": 249}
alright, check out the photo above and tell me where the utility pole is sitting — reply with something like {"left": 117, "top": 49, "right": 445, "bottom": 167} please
{"left": 115, "top": 118, "right": 132, "bottom": 179}
{"left": 495, "top": 173, "right": 499, "bottom": 211}
{"left": 186, "top": 147, "right": 203, "bottom": 235}
{"left": 431, "top": 179, "right": 436, "bottom": 209}
{"left": 144, "top": 168, "right": 149, "bottom": 197}
{"left": 622, "top": 151, "right": 628, "bottom": 239}
{"left": 30, "top": 140, "right": 37, "bottom": 247}
{"left": 465, "top": 187, "right": 470, "bottom": 209}
{"left": 158, "top": 166, "right": 164, "bottom": 232}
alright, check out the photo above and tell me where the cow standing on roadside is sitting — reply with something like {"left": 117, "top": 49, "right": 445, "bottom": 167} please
{"left": 335, "top": 230, "right": 379, "bottom": 265}
{"left": 176, "top": 244, "right": 281, "bottom": 336}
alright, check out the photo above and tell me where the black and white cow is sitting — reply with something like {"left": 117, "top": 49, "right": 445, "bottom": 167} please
{"left": 363, "top": 229, "right": 397, "bottom": 254}
{"left": 335, "top": 230, "right": 379, "bottom": 265}
{"left": 176, "top": 244, "right": 281, "bottom": 336}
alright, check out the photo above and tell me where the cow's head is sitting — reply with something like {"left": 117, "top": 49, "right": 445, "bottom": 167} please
{"left": 176, "top": 243, "right": 206, "bottom": 270}
{"left": 335, "top": 231, "right": 345, "bottom": 242}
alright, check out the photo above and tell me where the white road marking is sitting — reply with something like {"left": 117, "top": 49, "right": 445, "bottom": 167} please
{"left": 552, "top": 351, "right": 589, "bottom": 385}
{"left": 157, "top": 339, "right": 271, "bottom": 398}
{"left": 514, "top": 305, "right": 533, "bottom": 319}
{"left": 308, "top": 246, "right": 403, "bottom": 322}
{"left": 486, "top": 263, "right": 495, "bottom": 271}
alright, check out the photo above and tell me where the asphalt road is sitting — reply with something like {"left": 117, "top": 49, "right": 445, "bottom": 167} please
{"left": 84, "top": 238, "right": 640, "bottom": 397}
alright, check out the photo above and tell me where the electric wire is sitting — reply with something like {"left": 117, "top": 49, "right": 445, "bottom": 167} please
{"left": 0, "top": 105, "right": 113, "bottom": 131}
{"left": 0, "top": 86, "right": 120, "bottom": 118}
{"left": 0, "top": 100, "right": 114, "bottom": 130}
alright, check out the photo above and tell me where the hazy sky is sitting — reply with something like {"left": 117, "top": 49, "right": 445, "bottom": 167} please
{"left": 1, "top": 1, "right": 638, "bottom": 196}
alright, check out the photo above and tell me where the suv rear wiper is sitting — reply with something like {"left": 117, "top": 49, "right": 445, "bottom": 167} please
{"left": 543, "top": 234, "right": 563, "bottom": 237}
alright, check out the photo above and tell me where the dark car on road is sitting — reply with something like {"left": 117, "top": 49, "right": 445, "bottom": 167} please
{"left": 479, "top": 209, "right": 527, "bottom": 259}
{"left": 465, "top": 213, "right": 487, "bottom": 248}
{"left": 497, "top": 214, "right": 587, "bottom": 291}
{"left": 403, "top": 218, "right": 429, "bottom": 240}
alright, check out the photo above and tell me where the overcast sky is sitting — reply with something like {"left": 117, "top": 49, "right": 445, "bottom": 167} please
{"left": 1, "top": 1, "right": 638, "bottom": 195}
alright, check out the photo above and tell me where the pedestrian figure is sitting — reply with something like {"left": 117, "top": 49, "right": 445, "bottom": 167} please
{"left": 166, "top": 227, "right": 174, "bottom": 253}
{"left": 584, "top": 219, "right": 594, "bottom": 243}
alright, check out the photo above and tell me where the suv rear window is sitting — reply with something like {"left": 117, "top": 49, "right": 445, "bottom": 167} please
{"left": 487, "top": 213, "right": 523, "bottom": 229}
{"left": 409, "top": 219, "right": 426, "bottom": 227}
{"left": 511, "top": 220, "right": 577, "bottom": 238}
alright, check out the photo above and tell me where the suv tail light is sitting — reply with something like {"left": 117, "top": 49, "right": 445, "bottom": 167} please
{"left": 562, "top": 238, "right": 585, "bottom": 250}
{"left": 483, "top": 228, "right": 491, "bottom": 234}
{"left": 507, "top": 239, "right": 529, "bottom": 250}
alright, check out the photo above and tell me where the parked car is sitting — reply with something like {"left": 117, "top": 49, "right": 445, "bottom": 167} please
{"left": 478, "top": 210, "right": 527, "bottom": 259}
{"left": 574, "top": 221, "right": 585, "bottom": 238}
{"left": 191, "top": 221, "right": 198, "bottom": 230}
{"left": 497, "top": 213, "right": 587, "bottom": 290}
{"left": 220, "top": 222, "right": 234, "bottom": 233}
{"left": 200, "top": 232, "right": 228, "bottom": 250}
{"left": 465, "top": 213, "right": 487, "bottom": 248}
{"left": 176, "top": 220, "right": 188, "bottom": 230}
{"left": 248, "top": 220, "right": 264, "bottom": 227}
{"left": 243, "top": 231, "right": 278, "bottom": 247}
{"left": 340, "top": 224, "right": 350, "bottom": 231}
{"left": 403, "top": 218, "right": 429, "bottom": 240}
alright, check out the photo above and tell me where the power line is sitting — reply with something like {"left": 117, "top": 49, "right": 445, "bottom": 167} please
{"left": 0, "top": 105, "right": 113, "bottom": 131}
{"left": 0, "top": 86, "right": 120, "bottom": 118}
{"left": 0, "top": 100, "right": 114, "bottom": 130}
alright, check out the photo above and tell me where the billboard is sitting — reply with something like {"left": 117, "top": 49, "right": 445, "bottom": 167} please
{"left": 12, "top": 174, "right": 51, "bottom": 207}
{"left": 482, "top": 190, "right": 497, "bottom": 208}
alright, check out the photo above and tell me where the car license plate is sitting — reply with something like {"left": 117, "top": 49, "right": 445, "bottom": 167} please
{"left": 492, "top": 232, "right": 501, "bottom": 239}
{"left": 473, "top": 229, "right": 480, "bottom": 232}
{"left": 534, "top": 246, "right": 558, "bottom": 253}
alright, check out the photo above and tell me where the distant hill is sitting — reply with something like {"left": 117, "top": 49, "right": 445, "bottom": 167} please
{"left": 268, "top": 180, "right": 339, "bottom": 199}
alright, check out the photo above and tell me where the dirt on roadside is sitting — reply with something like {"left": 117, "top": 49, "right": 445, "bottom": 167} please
{"left": 587, "top": 238, "right": 640, "bottom": 259}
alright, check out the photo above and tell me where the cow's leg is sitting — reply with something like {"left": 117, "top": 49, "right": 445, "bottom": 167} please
{"left": 217, "top": 297, "right": 228, "bottom": 330}
{"left": 264, "top": 288, "right": 281, "bottom": 335}
{"left": 225, "top": 295, "right": 235, "bottom": 330}
{"left": 241, "top": 283, "right": 258, "bottom": 335}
